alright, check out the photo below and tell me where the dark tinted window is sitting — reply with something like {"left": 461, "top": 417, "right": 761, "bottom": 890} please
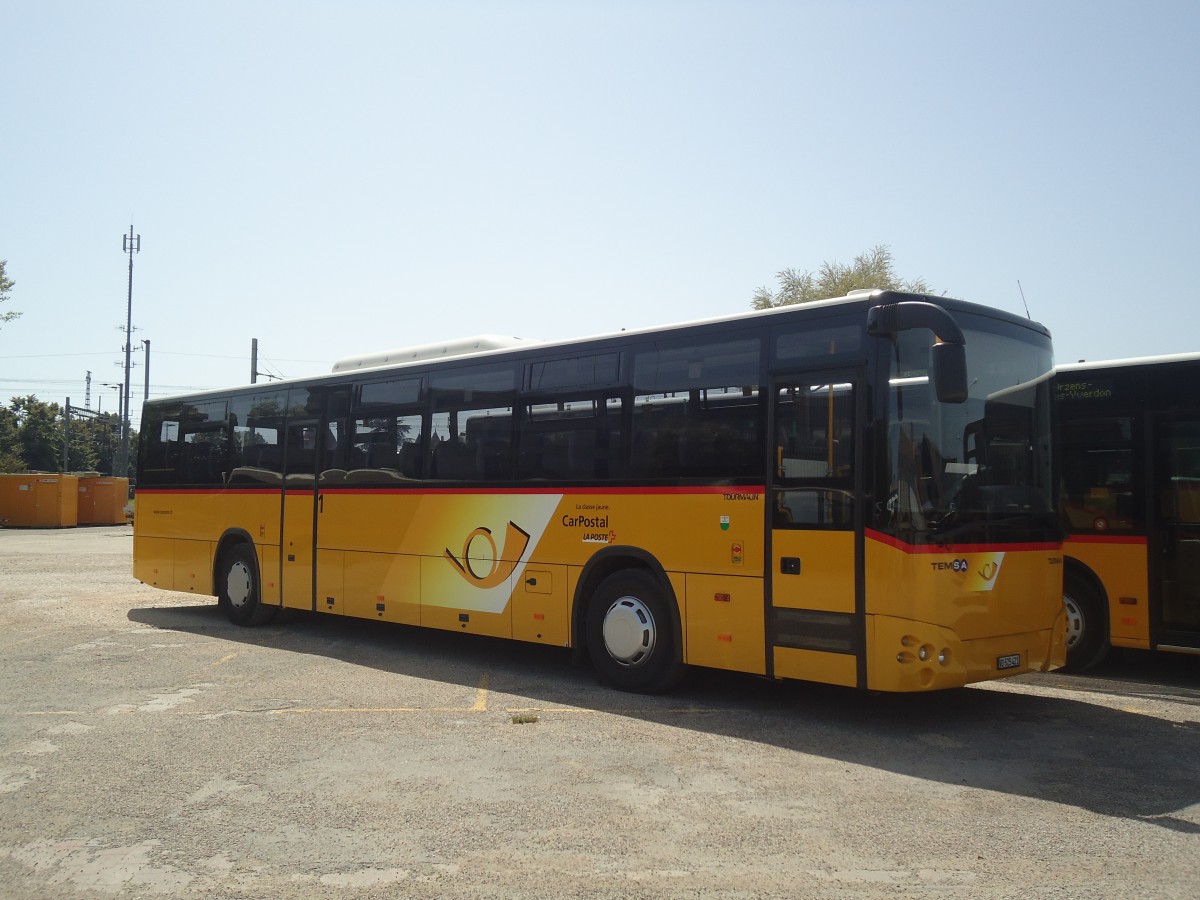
{"left": 350, "top": 412, "right": 425, "bottom": 481}
{"left": 229, "top": 390, "right": 287, "bottom": 484}
{"left": 430, "top": 364, "right": 516, "bottom": 400}
{"left": 529, "top": 353, "right": 620, "bottom": 392}
{"left": 429, "top": 364, "right": 516, "bottom": 481}
{"left": 137, "top": 402, "right": 183, "bottom": 486}
{"left": 1060, "top": 417, "right": 1139, "bottom": 532}
{"left": 633, "top": 338, "right": 759, "bottom": 392}
{"left": 360, "top": 377, "right": 422, "bottom": 408}
{"left": 431, "top": 406, "right": 512, "bottom": 481}
{"left": 629, "top": 337, "right": 762, "bottom": 480}
{"left": 630, "top": 388, "right": 762, "bottom": 480}
{"left": 519, "top": 397, "right": 625, "bottom": 481}
{"left": 775, "top": 324, "right": 862, "bottom": 362}
{"left": 180, "top": 400, "right": 229, "bottom": 486}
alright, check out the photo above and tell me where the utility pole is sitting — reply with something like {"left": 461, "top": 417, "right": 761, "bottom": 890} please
{"left": 249, "top": 338, "right": 279, "bottom": 383}
{"left": 142, "top": 339, "right": 151, "bottom": 400}
{"left": 64, "top": 398, "right": 102, "bottom": 473}
{"left": 118, "top": 226, "right": 140, "bottom": 477}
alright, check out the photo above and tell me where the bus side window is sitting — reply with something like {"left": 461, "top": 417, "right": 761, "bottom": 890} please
{"left": 138, "top": 405, "right": 182, "bottom": 486}
{"left": 519, "top": 397, "right": 624, "bottom": 481}
{"left": 1060, "top": 417, "right": 1136, "bottom": 531}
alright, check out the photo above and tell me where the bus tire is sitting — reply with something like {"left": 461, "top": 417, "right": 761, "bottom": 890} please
{"left": 586, "top": 569, "right": 683, "bottom": 694}
{"left": 1063, "top": 572, "right": 1109, "bottom": 671}
{"left": 218, "top": 544, "right": 278, "bottom": 627}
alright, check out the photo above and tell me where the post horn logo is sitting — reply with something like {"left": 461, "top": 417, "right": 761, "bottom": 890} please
{"left": 978, "top": 561, "right": 1000, "bottom": 583}
{"left": 445, "top": 521, "right": 531, "bottom": 589}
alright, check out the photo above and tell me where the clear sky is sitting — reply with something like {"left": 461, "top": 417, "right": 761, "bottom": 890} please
{"left": 3, "top": 1, "right": 1198, "bottom": 432}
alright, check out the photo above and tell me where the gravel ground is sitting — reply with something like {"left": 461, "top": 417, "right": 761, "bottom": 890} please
{"left": 1, "top": 526, "right": 1198, "bottom": 898}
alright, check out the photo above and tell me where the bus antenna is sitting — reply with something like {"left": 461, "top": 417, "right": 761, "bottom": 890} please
{"left": 1017, "top": 280, "right": 1031, "bottom": 319}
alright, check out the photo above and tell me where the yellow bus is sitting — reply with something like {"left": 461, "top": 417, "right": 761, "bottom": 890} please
{"left": 1056, "top": 353, "right": 1200, "bottom": 669}
{"left": 134, "top": 290, "right": 1065, "bottom": 693}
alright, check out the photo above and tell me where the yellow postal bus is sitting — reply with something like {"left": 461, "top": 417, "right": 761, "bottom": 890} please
{"left": 1056, "top": 353, "right": 1200, "bottom": 668}
{"left": 134, "top": 290, "right": 1065, "bottom": 692}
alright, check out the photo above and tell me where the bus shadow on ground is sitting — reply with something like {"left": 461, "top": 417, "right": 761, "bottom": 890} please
{"left": 129, "top": 602, "right": 1200, "bottom": 833}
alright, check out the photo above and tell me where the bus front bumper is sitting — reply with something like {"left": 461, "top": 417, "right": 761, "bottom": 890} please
{"left": 868, "top": 607, "right": 1068, "bottom": 692}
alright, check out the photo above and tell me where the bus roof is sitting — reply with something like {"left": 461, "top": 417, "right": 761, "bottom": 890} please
{"left": 1056, "top": 351, "right": 1200, "bottom": 374}
{"left": 332, "top": 335, "right": 540, "bottom": 372}
{"left": 328, "top": 290, "right": 1045, "bottom": 376}
{"left": 148, "top": 289, "right": 1048, "bottom": 404}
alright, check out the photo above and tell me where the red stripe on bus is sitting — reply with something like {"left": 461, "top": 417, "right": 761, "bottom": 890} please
{"left": 1064, "top": 533, "right": 1147, "bottom": 546}
{"left": 866, "top": 528, "right": 1060, "bottom": 555}
{"left": 136, "top": 485, "right": 768, "bottom": 498}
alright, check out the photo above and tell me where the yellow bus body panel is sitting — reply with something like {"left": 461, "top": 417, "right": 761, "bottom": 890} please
{"left": 172, "top": 539, "right": 213, "bottom": 596}
{"left": 134, "top": 486, "right": 1066, "bottom": 690}
{"left": 343, "top": 551, "right": 421, "bottom": 626}
{"left": 133, "top": 535, "right": 174, "bottom": 589}
{"left": 773, "top": 646, "right": 857, "bottom": 687}
{"left": 1064, "top": 537, "right": 1151, "bottom": 649}
{"left": 511, "top": 564, "right": 569, "bottom": 646}
{"left": 133, "top": 490, "right": 281, "bottom": 596}
{"left": 770, "top": 531, "right": 855, "bottom": 613}
{"left": 864, "top": 533, "right": 1066, "bottom": 690}
{"left": 314, "top": 488, "right": 762, "bottom": 654}
{"left": 686, "top": 574, "right": 766, "bottom": 674}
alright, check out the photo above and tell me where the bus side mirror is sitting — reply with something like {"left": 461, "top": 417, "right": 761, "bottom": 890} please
{"left": 932, "top": 342, "right": 968, "bottom": 404}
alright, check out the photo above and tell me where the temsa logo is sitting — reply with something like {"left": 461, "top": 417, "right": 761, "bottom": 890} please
{"left": 444, "top": 521, "right": 531, "bottom": 589}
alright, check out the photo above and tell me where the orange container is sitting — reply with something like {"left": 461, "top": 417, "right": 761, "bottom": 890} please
{"left": 0, "top": 474, "right": 80, "bottom": 527}
{"left": 77, "top": 476, "right": 130, "bottom": 525}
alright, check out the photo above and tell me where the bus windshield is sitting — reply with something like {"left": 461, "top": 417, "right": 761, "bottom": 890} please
{"left": 881, "top": 315, "right": 1057, "bottom": 546}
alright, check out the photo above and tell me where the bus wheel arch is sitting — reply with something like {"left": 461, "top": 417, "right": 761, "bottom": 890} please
{"left": 215, "top": 532, "right": 278, "bottom": 627}
{"left": 1062, "top": 559, "right": 1109, "bottom": 671}
{"left": 574, "top": 548, "right": 684, "bottom": 693}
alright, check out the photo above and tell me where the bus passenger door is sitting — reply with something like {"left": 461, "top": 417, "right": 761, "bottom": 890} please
{"left": 281, "top": 415, "right": 320, "bottom": 611}
{"left": 769, "top": 375, "right": 862, "bottom": 688}
{"left": 280, "top": 387, "right": 351, "bottom": 613}
{"left": 1152, "top": 415, "right": 1200, "bottom": 651}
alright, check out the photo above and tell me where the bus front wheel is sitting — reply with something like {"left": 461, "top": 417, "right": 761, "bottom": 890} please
{"left": 218, "top": 544, "right": 278, "bottom": 627}
{"left": 586, "top": 570, "right": 683, "bottom": 694}
{"left": 1063, "top": 573, "right": 1109, "bottom": 671}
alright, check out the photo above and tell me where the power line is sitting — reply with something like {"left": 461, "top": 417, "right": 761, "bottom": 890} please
{"left": 1, "top": 350, "right": 333, "bottom": 364}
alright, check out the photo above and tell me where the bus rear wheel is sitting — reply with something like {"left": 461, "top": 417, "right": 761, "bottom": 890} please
{"left": 1063, "top": 572, "right": 1109, "bottom": 671}
{"left": 218, "top": 544, "right": 278, "bottom": 627}
{"left": 586, "top": 569, "right": 683, "bottom": 693}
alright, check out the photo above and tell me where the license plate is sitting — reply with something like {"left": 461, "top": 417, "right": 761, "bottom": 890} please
{"left": 997, "top": 653, "right": 1021, "bottom": 670}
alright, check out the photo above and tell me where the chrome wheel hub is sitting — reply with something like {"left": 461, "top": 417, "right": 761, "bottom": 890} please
{"left": 227, "top": 561, "right": 253, "bottom": 609}
{"left": 1063, "top": 594, "right": 1084, "bottom": 650}
{"left": 601, "top": 595, "right": 656, "bottom": 667}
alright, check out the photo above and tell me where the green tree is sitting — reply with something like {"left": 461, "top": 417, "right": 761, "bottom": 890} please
{"left": 0, "top": 260, "right": 20, "bottom": 328}
{"left": 0, "top": 394, "right": 141, "bottom": 475}
{"left": 10, "top": 396, "right": 64, "bottom": 472}
{"left": 83, "top": 412, "right": 121, "bottom": 475}
{"left": 752, "top": 244, "right": 933, "bottom": 309}
{"left": 65, "top": 413, "right": 101, "bottom": 474}
{"left": 0, "top": 407, "right": 23, "bottom": 472}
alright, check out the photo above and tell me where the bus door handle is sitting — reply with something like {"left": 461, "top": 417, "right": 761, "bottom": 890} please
{"left": 1160, "top": 528, "right": 1174, "bottom": 557}
{"left": 781, "top": 557, "right": 801, "bottom": 575}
